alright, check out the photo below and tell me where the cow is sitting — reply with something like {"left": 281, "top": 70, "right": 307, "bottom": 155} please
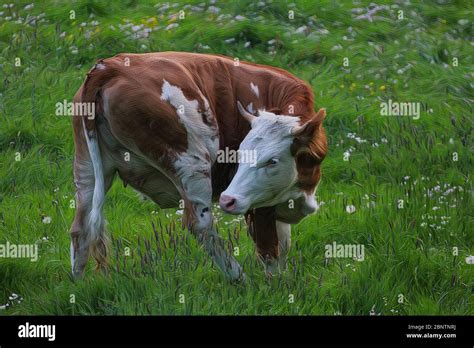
{"left": 70, "top": 52, "right": 327, "bottom": 281}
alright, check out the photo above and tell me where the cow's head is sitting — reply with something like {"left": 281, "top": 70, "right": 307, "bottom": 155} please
{"left": 219, "top": 101, "right": 327, "bottom": 218}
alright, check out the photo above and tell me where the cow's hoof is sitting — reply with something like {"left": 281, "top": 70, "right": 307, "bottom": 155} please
{"left": 263, "top": 258, "right": 282, "bottom": 277}
{"left": 230, "top": 272, "right": 246, "bottom": 284}
{"left": 228, "top": 264, "right": 246, "bottom": 283}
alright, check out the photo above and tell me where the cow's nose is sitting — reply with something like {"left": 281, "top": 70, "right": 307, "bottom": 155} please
{"left": 219, "top": 194, "right": 237, "bottom": 212}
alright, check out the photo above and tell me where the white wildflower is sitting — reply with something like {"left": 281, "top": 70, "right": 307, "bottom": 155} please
{"left": 346, "top": 205, "right": 356, "bottom": 214}
{"left": 208, "top": 6, "right": 220, "bottom": 14}
{"left": 295, "top": 25, "right": 307, "bottom": 34}
{"left": 165, "top": 23, "right": 179, "bottom": 30}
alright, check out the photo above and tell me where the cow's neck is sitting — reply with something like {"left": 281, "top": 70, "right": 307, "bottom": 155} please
{"left": 205, "top": 58, "right": 315, "bottom": 196}
{"left": 208, "top": 58, "right": 315, "bottom": 151}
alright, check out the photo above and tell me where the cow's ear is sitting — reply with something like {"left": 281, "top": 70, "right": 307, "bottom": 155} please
{"left": 291, "top": 108, "right": 326, "bottom": 142}
{"left": 237, "top": 100, "right": 256, "bottom": 125}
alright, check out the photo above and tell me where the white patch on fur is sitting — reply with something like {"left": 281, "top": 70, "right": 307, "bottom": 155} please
{"left": 276, "top": 220, "right": 291, "bottom": 254}
{"left": 96, "top": 63, "right": 106, "bottom": 70}
{"left": 160, "top": 79, "right": 218, "bottom": 162}
{"left": 250, "top": 82, "right": 259, "bottom": 97}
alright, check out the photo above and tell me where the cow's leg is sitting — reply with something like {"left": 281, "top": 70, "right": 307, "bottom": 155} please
{"left": 276, "top": 221, "right": 291, "bottom": 271}
{"left": 70, "top": 130, "right": 115, "bottom": 277}
{"left": 246, "top": 207, "right": 281, "bottom": 275}
{"left": 172, "top": 156, "right": 244, "bottom": 281}
{"left": 246, "top": 209, "right": 292, "bottom": 275}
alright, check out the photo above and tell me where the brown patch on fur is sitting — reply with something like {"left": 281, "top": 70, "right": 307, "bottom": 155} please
{"left": 290, "top": 109, "right": 327, "bottom": 193}
{"left": 245, "top": 207, "right": 279, "bottom": 260}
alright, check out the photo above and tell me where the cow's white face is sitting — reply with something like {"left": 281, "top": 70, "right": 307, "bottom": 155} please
{"left": 220, "top": 102, "right": 327, "bottom": 218}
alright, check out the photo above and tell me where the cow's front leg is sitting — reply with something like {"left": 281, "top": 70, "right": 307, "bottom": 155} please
{"left": 246, "top": 208, "right": 292, "bottom": 275}
{"left": 245, "top": 207, "right": 277, "bottom": 275}
{"left": 276, "top": 221, "right": 291, "bottom": 271}
{"left": 174, "top": 156, "right": 244, "bottom": 281}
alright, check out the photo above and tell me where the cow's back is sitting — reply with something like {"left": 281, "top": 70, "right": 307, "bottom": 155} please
{"left": 73, "top": 52, "right": 316, "bottom": 201}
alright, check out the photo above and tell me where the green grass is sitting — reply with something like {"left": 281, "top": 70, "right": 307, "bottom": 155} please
{"left": 0, "top": 0, "right": 473, "bottom": 315}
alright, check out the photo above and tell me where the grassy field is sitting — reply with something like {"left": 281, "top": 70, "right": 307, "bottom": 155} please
{"left": 0, "top": 0, "right": 472, "bottom": 315}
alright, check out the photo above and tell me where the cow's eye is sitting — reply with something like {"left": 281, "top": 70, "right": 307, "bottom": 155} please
{"left": 257, "top": 158, "right": 279, "bottom": 169}
{"left": 266, "top": 158, "right": 279, "bottom": 166}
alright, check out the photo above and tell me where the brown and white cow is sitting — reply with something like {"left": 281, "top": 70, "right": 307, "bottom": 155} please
{"left": 70, "top": 52, "right": 327, "bottom": 281}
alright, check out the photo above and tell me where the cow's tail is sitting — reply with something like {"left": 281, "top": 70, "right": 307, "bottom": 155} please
{"left": 79, "top": 60, "right": 117, "bottom": 269}
{"left": 82, "top": 117, "right": 108, "bottom": 269}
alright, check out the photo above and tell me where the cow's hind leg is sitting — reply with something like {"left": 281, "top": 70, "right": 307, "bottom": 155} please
{"left": 70, "top": 129, "right": 115, "bottom": 277}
